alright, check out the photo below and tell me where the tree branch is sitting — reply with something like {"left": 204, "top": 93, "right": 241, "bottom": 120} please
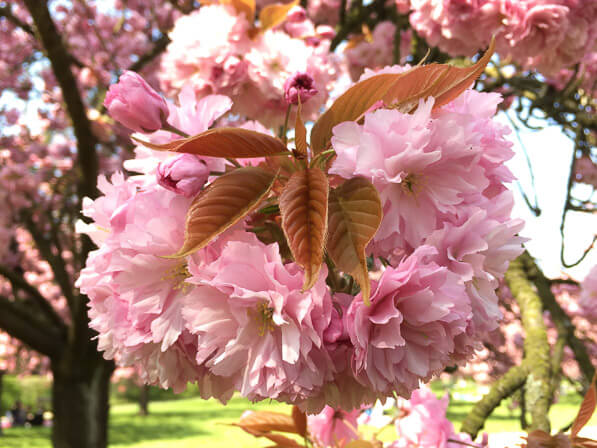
{"left": 127, "top": 33, "right": 171, "bottom": 73}
{"left": 0, "top": 264, "right": 67, "bottom": 333}
{"left": 525, "top": 254, "right": 596, "bottom": 385}
{"left": 505, "top": 253, "right": 552, "bottom": 432}
{"left": 24, "top": 216, "right": 75, "bottom": 313}
{"left": 0, "top": 5, "right": 35, "bottom": 36}
{"left": 461, "top": 364, "right": 530, "bottom": 438}
{"left": 22, "top": 0, "right": 99, "bottom": 202}
{"left": 0, "top": 296, "right": 63, "bottom": 358}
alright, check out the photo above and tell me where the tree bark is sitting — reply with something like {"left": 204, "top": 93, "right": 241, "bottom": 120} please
{"left": 505, "top": 254, "right": 552, "bottom": 433}
{"left": 138, "top": 385, "right": 150, "bottom": 416}
{"left": 51, "top": 355, "right": 114, "bottom": 448}
{"left": 0, "top": 370, "right": 4, "bottom": 436}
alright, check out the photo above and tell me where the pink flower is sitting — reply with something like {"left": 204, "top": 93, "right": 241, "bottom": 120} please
{"left": 574, "top": 156, "right": 597, "bottom": 188}
{"left": 182, "top": 231, "right": 336, "bottom": 407}
{"left": 308, "top": 406, "right": 360, "bottom": 448}
{"left": 105, "top": 71, "right": 169, "bottom": 133}
{"left": 393, "top": 387, "right": 455, "bottom": 448}
{"left": 409, "top": 0, "right": 502, "bottom": 57}
{"left": 580, "top": 265, "right": 597, "bottom": 322}
{"left": 284, "top": 72, "right": 318, "bottom": 104}
{"left": 157, "top": 154, "right": 209, "bottom": 197}
{"left": 345, "top": 246, "right": 471, "bottom": 398}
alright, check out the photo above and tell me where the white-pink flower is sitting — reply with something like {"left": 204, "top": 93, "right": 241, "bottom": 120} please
{"left": 345, "top": 246, "right": 471, "bottom": 398}
{"left": 308, "top": 406, "right": 360, "bottom": 447}
{"left": 182, "top": 231, "right": 336, "bottom": 407}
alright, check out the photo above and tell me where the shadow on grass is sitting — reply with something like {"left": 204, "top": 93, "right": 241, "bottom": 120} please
{"left": 109, "top": 411, "right": 209, "bottom": 445}
{"left": 0, "top": 427, "right": 52, "bottom": 448}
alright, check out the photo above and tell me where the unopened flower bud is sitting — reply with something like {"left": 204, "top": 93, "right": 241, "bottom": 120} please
{"left": 286, "top": 5, "right": 307, "bottom": 22}
{"left": 283, "top": 72, "right": 318, "bottom": 105}
{"left": 104, "top": 71, "right": 169, "bottom": 133}
{"left": 157, "top": 154, "right": 209, "bottom": 197}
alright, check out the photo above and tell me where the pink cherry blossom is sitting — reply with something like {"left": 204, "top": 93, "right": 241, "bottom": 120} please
{"left": 182, "top": 231, "right": 336, "bottom": 408}
{"left": 284, "top": 72, "right": 319, "bottom": 105}
{"left": 579, "top": 265, "right": 597, "bottom": 322}
{"left": 308, "top": 406, "right": 360, "bottom": 447}
{"left": 345, "top": 246, "right": 471, "bottom": 398}
{"left": 104, "top": 71, "right": 169, "bottom": 133}
{"left": 157, "top": 154, "right": 209, "bottom": 197}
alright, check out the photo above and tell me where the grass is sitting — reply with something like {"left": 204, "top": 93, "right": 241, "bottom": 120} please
{"left": 1, "top": 381, "right": 596, "bottom": 447}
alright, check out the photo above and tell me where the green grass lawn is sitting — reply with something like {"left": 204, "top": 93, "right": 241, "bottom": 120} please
{"left": 1, "top": 382, "right": 596, "bottom": 448}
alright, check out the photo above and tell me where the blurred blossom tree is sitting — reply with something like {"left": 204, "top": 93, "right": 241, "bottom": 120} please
{"left": 0, "top": 1, "right": 595, "bottom": 448}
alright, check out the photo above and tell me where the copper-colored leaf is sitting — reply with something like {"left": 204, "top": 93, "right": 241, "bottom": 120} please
{"left": 344, "top": 441, "right": 377, "bottom": 448}
{"left": 132, "top": 127, "right": 289, "bottom": 158}
{"left": 294, "top": 99, "right": 308, "bottom": 158}
{"left": 259, "top": 0, "right": 299, "bottom": 31}
{"left": 279, "top": 167, "right": 329, "bottom": 290}
{"left": 220, "top": 0, "right": 255, "bottom": 21}
{"left": 327, "top": 177, "right": 382, "bottom": 304}
{"left": 572, "top": 373, "right": 597, "bottom": 437}
{"left": 525, "top": 430, "right": 557, "bottom": 448}
{"left": 310, "top": 73, "right": 402, "bottom": 153}
{"left": 310, "top": 38, "right": 495, "bottom": 153}
{"left": 291, "top": 406, "right": 307, "bottom": 438}
{"left": 382, "top": 36, "right": 495, "bottom": 111}
{"left": 236, "top": 410, "right": 298, "bottom": 434}
{"left": 573, "top": 437, "right": 597, "bottom": 448}
{"left": 169, "top": 167, "right": 276, "bottom": 257}
{"left": 262, "top": 433, "right": 303, "bottom": 448}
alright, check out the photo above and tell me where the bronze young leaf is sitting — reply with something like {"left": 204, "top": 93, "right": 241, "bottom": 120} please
{"left": 168, "top": 167, "right": 276, "bottom": 257}
{"left": 133, "top": 127, "right": 289, "bottom": 158}
{"left": 279, "top": 167, "right": 329, "bottom": 290}
{"left": 327, "top": 177, "right": 382, "bottom": 305}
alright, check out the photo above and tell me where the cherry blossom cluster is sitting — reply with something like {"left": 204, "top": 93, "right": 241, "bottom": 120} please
{"left": 78, "top": 60, "right": 524, "bottom": 413}
{"left": 407, "top": 0, "right": 597, "bottom": 80}
{"left": 250, "top": 386, "right": 488, "bottom": 448}
{"left": 158, "top": 3, "right": 343, "bottom": 127}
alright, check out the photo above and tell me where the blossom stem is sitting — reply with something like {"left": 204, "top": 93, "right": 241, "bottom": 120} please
{"left": 282, "top": 104, "right": 292, "bottom": 145}
{"left": 162, "top": 122, "right": 190, "bottom": 138}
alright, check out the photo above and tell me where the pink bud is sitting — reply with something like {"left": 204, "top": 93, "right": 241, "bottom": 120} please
{"left": 104, "top": 71, "right": 169, "bottom": 133}
{"left": 316, "top": 25, "right": 336, "bottom": 40}
{"left": 157, "top": 154, "right": 209, "bottom": 197}
{"left": 283, "top": 72, "right": 318, "bottom": 105}
{"left": 286, "top": 5, "right": 307, "bottom": 22}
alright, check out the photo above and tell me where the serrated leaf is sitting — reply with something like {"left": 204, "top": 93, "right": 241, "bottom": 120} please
{"left": 220, "top": 0, "right": 255, "bottom": 21}
{"left": 235, "top": 410, "right": 298, "bottom": 434}
{"left": 169, "top": 167, "right": 276, "bottom": 257}
{"left": 382, "top": 36, "right": 495, "bottom": 111}
{"left": 294, "top": 98, "right": 308, "bottom": 158}
{"left": 132, "top": 127, "right": 290, "bottom": 158}
{"left": 261, "top": 433, "right": 303, "bottom": 447}
{"left": 279, "top": 168, "right": 328, "bottom": 290}
{"left": 344, "top": 441, "right": 377, "bottom": 448}
{"left": 259, "top": 0, "right": 299, "bottom": 31}
{"left": 310, "top": 38, "right": 495, "bottom": 153}
{"left": 310, "top": 73, "right": 402, "bottom": 153}
{"left": 327, "top": 178, "right": 382, "bottom": 304}
{"left": 572, "top": 373, "right": 597, "bottom": 438}
{"left": 291, "top": 406, "right": 307, "bottom": 438}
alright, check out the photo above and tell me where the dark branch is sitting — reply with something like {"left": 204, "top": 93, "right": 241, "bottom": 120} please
{"left": 23, "top": 0, "right": 99, "bottom": 202}
{"left": 0, "top": 296, "right": 63, "bottom": 358}
{"left": 128, "top": 34, "right": 171, "bottom": 73}
{"left": 0, "top": 5, "right": 35, "bottom": 36}
{"left": 525, "top": 254, "right": 596, "bottom": 385}
{"left": 0, "top": 264, "right": 67, "bottom": 333}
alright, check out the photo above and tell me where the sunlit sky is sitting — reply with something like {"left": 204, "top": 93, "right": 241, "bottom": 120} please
{"left": 501, "top": 112, "right": 597, "bottom": 281}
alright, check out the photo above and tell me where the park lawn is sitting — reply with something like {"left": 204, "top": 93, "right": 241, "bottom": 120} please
{"left": 2, "top": 385, "right": 597, "bottom": 448}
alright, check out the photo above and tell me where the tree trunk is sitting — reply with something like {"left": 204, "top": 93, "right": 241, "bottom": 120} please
{"left": 0, "top": 370, "right": 4, "bottom": 436}
{"left": 51, "top": 356, "right": 114, "bottom": 448}
{"left": 138, "top": 384, "right": 150, "bottom": 416}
